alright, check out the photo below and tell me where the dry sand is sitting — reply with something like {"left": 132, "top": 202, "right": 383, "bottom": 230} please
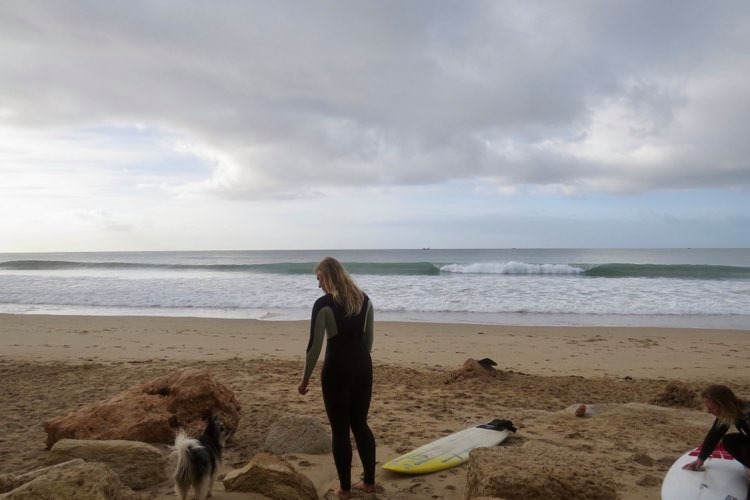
{"left": 1, "top": 313, "right": 749, "bottom": 499}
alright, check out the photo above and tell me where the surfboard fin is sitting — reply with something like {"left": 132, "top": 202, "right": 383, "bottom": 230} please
{"left": 482, "top": 419, "right": 517, "bottom": 433}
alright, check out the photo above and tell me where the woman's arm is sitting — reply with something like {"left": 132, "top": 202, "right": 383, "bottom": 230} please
{"left": 301, "top": 299, "right": 330, "bottom": 384}
{"left": 683, "top": 418, "right": 730, "bottom": 470}
{"left": 364, "top": 300, "right": 374, "bottom": 353}
{"left": 697, "top": 419, "right": 730, "bottom": 461}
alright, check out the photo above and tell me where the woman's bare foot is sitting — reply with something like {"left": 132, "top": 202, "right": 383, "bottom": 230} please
{"left": 352, "top": 481, "right": 377, "bottom": 493}
{"left": 335, "top": 488, "right": 352, "bottom": 499}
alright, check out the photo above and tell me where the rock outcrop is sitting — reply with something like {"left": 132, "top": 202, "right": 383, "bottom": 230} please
{"left": 47, "top": 439, "right": 168, "bottom": 489}
{"left": 0, "top": 459, "right": 85, "bottom": 494}
{"left": 264, "top": 415, "right": 331, "bottom": 454}
{"left": 0, "top": 460, "right": 135, "bottom": 500}
{"left": 223, "top": 452, "right": 318, "bottom": 500}
{"left": 44, "top": 368, "right": 241, "bottom": 448}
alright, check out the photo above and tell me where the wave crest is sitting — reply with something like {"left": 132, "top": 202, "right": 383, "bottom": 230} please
{"left": 440, "top": 261, "right": 584, "bottom": 275}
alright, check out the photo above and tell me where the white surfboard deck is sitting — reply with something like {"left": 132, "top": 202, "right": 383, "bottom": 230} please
{"left": 382, "top": 421, "right": 513, "bottom": 474}
{"left": 661, "top": 443, "right": 748, "bottom": 500}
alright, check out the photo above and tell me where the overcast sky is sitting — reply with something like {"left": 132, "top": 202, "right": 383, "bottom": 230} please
{"left": 1, "top": 1, "right": 749, "bottom": 252}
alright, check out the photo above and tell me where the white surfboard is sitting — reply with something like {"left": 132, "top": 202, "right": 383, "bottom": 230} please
{"left": 382, "top": 419, "right": 516, "bottom": 474}
{"left": 661, "top": 443, "right": 748, "bottom": 500}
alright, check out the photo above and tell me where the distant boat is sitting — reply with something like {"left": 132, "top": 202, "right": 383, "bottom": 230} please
{"left": 421, "top": 247, "right": 431, "bottom": 250}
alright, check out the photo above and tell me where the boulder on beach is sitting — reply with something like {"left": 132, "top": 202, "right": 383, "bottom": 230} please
{"left": 263, "top": 414, "right": 332, "bottom": 454}
{"left": 0, "top": 459, "right": 136, "bottom": 500}
{"left": 43, "top": 368, "right": 241, "bottom": 448}
{"left": 223, "top": 451, "right": 318, "bottom": 500}
{"left": 47, "top": 439, "right": 168, "bottom": 489}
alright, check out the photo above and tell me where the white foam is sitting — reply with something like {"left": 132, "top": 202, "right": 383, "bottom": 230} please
{"left": 1, "top": 251, "right": 749, "bottom": 329}
{"left": 440, "top": 261, "right": 584, "bottom": 275}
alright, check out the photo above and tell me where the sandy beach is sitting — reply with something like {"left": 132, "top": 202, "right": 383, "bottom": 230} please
{"left": 1, "top": 313, "right": 749, "bottom": 499}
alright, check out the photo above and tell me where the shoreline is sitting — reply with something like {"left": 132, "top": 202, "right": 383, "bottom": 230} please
{"left": 1, "top": 313, "right": 749, "bottom": 380}
{"left": 1, "top": 313, "right": 749, "bottom": 499}
{"left": 2, "top": 306, "right": 749, "bottom": 331}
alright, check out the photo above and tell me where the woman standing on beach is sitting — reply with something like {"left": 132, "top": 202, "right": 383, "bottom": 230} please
{"left": 298, "top": 257, "right": 377, "bottom": 499}
{"left": 683, "top": 385, "right": 750, "bottom": 470}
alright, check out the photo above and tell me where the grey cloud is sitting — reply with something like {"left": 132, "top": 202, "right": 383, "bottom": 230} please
{"left": 1, "top": 0, "right": 749, "bottom": 197}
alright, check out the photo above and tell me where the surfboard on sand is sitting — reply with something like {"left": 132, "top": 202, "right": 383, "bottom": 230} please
{"left": 661, "top": 442, "right": 748, "bottom": 500}
{"left": 382, "top": 419, "right": 516, "bottom": 474}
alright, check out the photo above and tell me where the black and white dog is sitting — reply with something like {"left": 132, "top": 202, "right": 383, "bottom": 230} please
{"left": 174, "top": 414, "right": 231, "bottom": 500}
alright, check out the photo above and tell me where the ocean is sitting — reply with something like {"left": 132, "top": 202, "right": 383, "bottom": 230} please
{"left": 1, "top": 248, "right": 749, "bottom": 329}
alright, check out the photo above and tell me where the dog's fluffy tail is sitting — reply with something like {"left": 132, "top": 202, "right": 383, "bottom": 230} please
{"left": 174, "top": 429, "right": 203, "bottom": 482}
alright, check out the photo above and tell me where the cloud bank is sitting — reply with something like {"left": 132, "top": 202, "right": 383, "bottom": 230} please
{"left": 1, "top": 0, "right": 749, "bottom": 200}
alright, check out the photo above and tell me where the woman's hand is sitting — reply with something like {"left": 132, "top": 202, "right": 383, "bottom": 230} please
{"left": 682, "top": 458, "right": 705, "bottom": 471}
{"left": 298, "top": 378, "right": 310, "bottom": 395}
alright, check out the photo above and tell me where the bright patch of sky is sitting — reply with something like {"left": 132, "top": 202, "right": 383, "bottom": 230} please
{"left": 0, "top": 0, "right": 749, "bottom": 251}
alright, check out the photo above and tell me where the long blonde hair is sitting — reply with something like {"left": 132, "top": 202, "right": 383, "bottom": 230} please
{"left": 702, "top": 385, "right": 745, "bottom": 424}
{"left": 315, "top": 257, "right": 364, "bottom": 317}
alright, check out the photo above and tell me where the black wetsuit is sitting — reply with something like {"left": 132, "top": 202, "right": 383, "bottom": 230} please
{"left": 698, "top": 401, "right": 750, "bottom": 467}
{"left": 303, "top": 293, "right": 376, "bottom": 490}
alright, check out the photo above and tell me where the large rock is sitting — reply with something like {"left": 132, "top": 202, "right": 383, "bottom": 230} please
{"left": 47, "top": 439, "right": 168, "bottom": 489}
{"left": 465, "top": 442, "right": 618, "bottom": 500}
{"left": 44, "top": 368, "right": 241, "bottom": 448}
{"left": 264, "top": 415, "right": 331, "bottom": 454}
{"left": 0, "top": 460, "right": 134, "bottom": 500}
{"left": 223, "top": 452, "right": 318, "bottom": 500}
{"left": 0, "top": 459, "right": 85, "bottom": 494}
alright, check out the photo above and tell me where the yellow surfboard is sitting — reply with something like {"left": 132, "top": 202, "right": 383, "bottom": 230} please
{"left": 382, "top": 419, "right": 516, "bottom": 474}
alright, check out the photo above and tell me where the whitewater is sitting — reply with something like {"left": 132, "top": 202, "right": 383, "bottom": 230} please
{"left": 1, "top": 248, "right": 749, "bottom": 329}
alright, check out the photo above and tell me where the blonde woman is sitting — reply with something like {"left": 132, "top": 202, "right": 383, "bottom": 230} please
{"left": 298, "top": 257, "right": 377, "bottom": 499}
{"left": 683, "top": 385, "right": 750, "bottom": 470}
